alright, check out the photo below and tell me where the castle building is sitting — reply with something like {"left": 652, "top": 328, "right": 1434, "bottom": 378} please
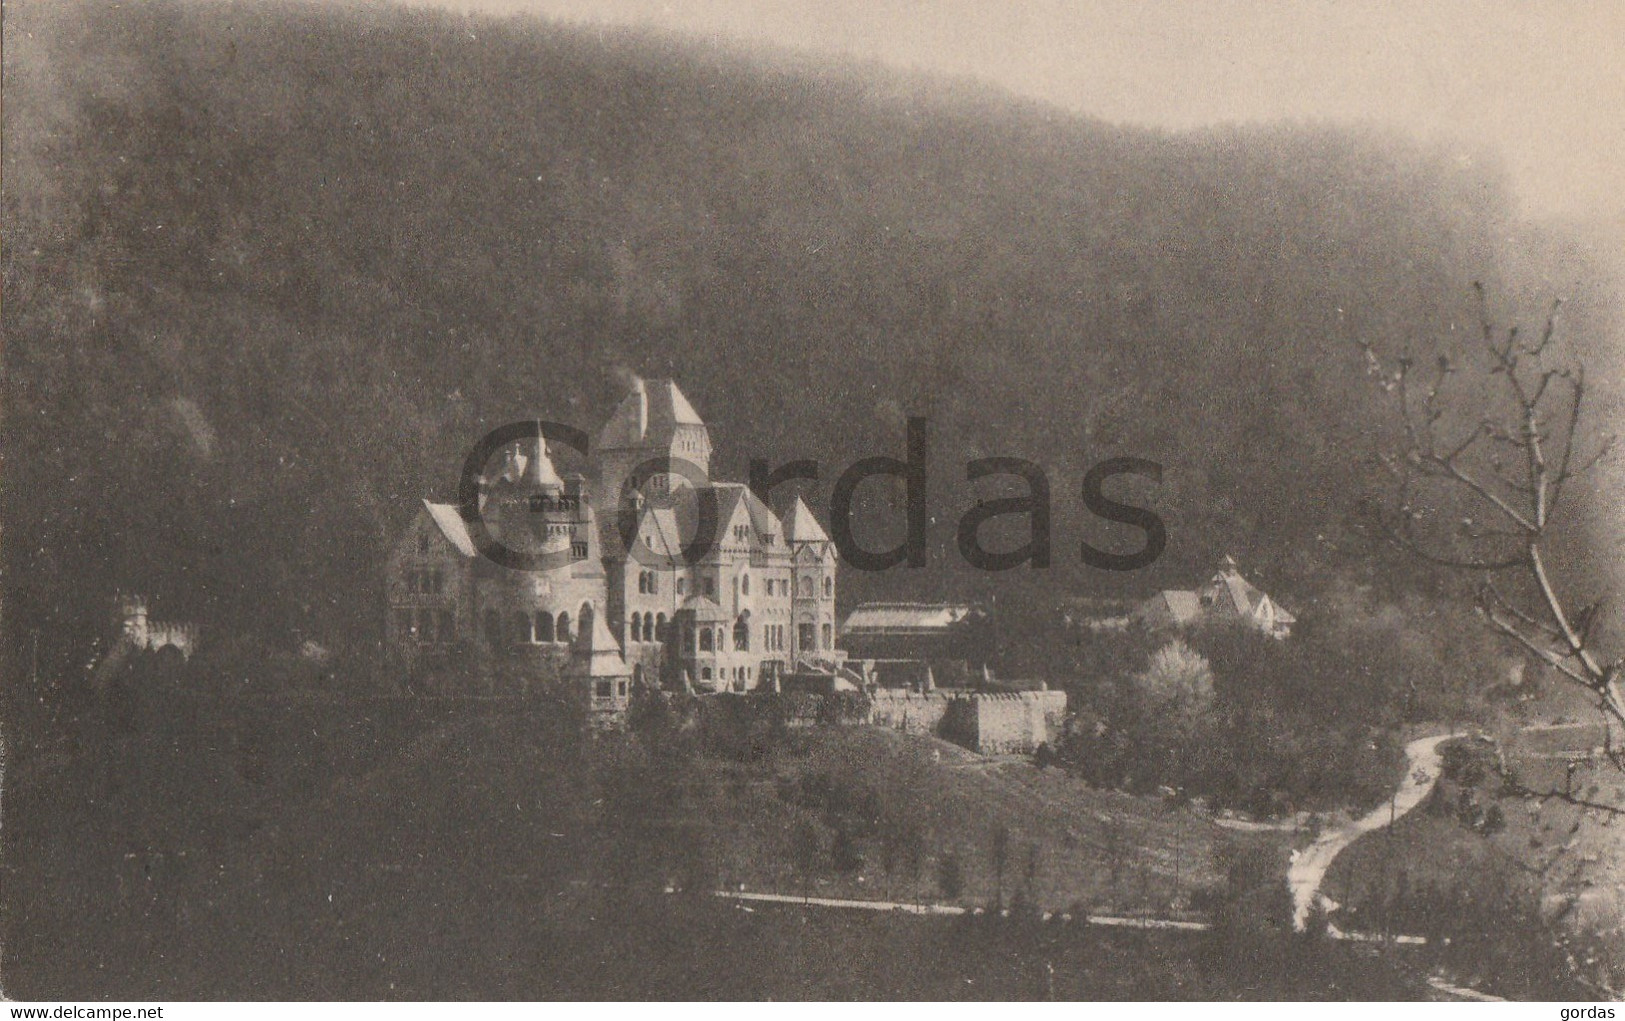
{"left": 386, "top": 378, "right": 839, "bottom": 707}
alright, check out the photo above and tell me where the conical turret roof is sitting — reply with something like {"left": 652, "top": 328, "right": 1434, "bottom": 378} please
{"left": 567, "top": 613, "right": 630, "bottom": 678}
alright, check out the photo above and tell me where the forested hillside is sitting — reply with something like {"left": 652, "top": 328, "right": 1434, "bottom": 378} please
{"left": 3, "top": 0, "right": 1618, "bottom": 678}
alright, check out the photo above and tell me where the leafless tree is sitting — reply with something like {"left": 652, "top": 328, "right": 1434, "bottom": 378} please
{"left": 1358, "top": 282, "right": 1622, "bottom": 814}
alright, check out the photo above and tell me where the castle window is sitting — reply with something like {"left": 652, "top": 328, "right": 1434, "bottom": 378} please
{"left": 703, "top": 577, "right": 716, "bottom": 598}
{"left": 616, "top": 680, "right": 627, "bottom": 698}
{"left": 643, "top": 612, "right": 654, "bottom": 642}
{"left": 655, "top": 613, "right": 666, "bottom": 641}
{"left": 556, "top": 612, "right": 571, "bottom": 643}
{"left": 741, "top": 573, "right": 750, "bottom": 596}
{"left": 648, "top": 573, "right": 658, "bottom": 594}
{"left": 701, "top": 667, "right": 712, "bottom": 681}
{"left": 699, "top": 628, "right": 714, "bottom": 652}
{"left": 823, "top": 576, "right": 832, "bottom": 599}
{"left": 677, "top": 578, "right": 687, "bottom": 596}
{"left": 579, "top": 603, "right": 594, "bottom": 638}
{"left": 800, "top": 577, "right": 813, "bottom": 598}
{"left": 571, "top": 541, "right": 588, "bottom": 560}
{"left": 799, "top": 623, "right": 816, "bottom": 650}
{"left": 822, "top": 623, "right": 833, "bottom": 649}
{"left": 630, "top": 615, "right": 643, "bottom": 643}
{"left": 733, "top": 616, "right": 749, "bottom": 651}
{"left": 595, "top": 680, "right": 613, "bottom": 699}
{"left": 637, "top": 572, "right": 647, "bottom": 595}
{"left": 534, "top": 611, "right": 554, "bottom": 643}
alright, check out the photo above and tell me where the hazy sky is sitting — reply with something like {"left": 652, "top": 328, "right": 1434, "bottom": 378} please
{"left": 392, "top": 0, "right": 1624, "bottom": 224}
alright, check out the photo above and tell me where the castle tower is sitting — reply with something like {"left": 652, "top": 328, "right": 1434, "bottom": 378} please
{"left": 784, "top": 495, "right": 837, "bottom": 663}
{"left": 566, "top": 610, "right": 633, "bottom": 729}
{"left": 484, "top": 430, "right": 572, "bottom": 561}
{"left": 592, "top": 377, "right": 711, "bottom": 551}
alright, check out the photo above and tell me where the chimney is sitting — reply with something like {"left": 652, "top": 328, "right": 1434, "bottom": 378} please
{"left": 631, "top": 376, "right": 647, "bottom": 440}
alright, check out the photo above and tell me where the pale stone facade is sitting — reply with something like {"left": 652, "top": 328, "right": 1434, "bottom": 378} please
{"left": 386, "top": 378, "right": 838, "bottom": 704}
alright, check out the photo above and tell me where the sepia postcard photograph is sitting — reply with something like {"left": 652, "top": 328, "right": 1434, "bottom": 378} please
{"left": 2, "top": 0, "right": 1622, "bottom": 1004}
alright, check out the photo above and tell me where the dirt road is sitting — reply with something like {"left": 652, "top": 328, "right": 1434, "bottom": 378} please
{"left": 1288, "top": 732, "right": 1459, "bottom": 931}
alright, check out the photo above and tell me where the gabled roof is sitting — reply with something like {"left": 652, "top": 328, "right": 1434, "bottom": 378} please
{"left": 712, "top": 483, "right": 781, "bottom": 544}
{"left": 1256, "top": 593, "right": 1297, "bottom": 625}
{"left": 597, "top": 378, "right": 706, "bottom": 450}
{"left": 783, "top": 495, "right": 830, "bottom": 544}
{"left": 1209, "top": 569, "right": 1267, "bottom": 617}
{"left": 1147, "top": 590, "right": 1202, "bottom": 624}
{"left": 423, "top": 501, "right": 478, "bottom": 557}
{"left": 631, "top": 505, "right": 684, "bottom": 562}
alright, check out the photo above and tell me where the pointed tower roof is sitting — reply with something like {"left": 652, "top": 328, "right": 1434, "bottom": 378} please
{"left": 783, "top": 495, "right": 830, "bottom": 544}
{"left": 597, "top": 377, "right": 706, "bottom": 450}
{"left": 567, "top": 613, "right": 630, "bottom": 678}
{"left": 523, "top": 429, "right": 563, "bottom": 488}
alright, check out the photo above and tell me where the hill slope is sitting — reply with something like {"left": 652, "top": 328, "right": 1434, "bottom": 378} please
{"left": 2, "top": 0, "right": 1616, "bottom": 670}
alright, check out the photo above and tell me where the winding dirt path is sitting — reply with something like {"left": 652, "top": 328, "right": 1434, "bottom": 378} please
{"left": 1288, "top": 732, "right": 1460, "bottom": 931}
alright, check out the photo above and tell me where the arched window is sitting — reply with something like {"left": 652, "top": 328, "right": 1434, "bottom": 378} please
{"left": 534, "top": 611, "right": 554, "bottom": 643}
{"left": 733, "top": 616, "right": 750, "bottom": 651}
{"left": 822, "top": 623, "right": 833, "bottom": 649}
{"left": 484, "top": 610, "right": 503, "bottom": 648}
{"left": 629, "top": 615, "right": 643, "bottom": 643}
{"left": 655, "top": 613, "right": 667, "bottom": 642}
{"left": 742, "top": 573, "right": 750, "bottom": 596}
{"left": 823, "top": 576, "right": 832, "bottom": 598}
{"left": 643, "top": 612, "right": 654, "bottom": 642}
{"left": 556, "top": 611, "right": 571, "bottom": 643}
{"left": 648, "top": 572, "right": 658, "bottom": 594}
{"left": 701, "top": 666, "right": 712, "bottom": 681}
{"left": 637, "top": 572, "right": 647, "bottom": 595}
{"left": 699, "top": 627, "right": 714, "bottom": 652}
{"left": 579, "top": 603, "right": 594, "bottom": 638}
{"left": 512, "top": 611, "right": 533, "bottom": 645}
{"left": 800, "top": 576, "right": 814, "bottom": 597}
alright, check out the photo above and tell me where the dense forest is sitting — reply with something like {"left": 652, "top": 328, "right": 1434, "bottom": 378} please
{"left": 3, "top": 0, "right": 1620, "bottom": 685}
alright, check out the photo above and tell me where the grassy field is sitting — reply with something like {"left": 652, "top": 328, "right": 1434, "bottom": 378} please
{"left": 670, "top": 725, "right": 1233, "bottom": 916}
{"left": 4, "top": 693, "right": 1361, "bottom": 998}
